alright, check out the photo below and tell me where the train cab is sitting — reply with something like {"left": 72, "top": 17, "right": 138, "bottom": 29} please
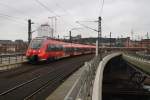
{"left": 26, "top": 38, "right": 45, "bottom": 62}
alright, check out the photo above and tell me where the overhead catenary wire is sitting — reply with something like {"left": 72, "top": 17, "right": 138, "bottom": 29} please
{"left": 55, "top": 3, "right": 72, "bottom": 16}
{"left": 0, "top": 13, "right": 27, "bottom": 25}
{"left": 76, "top": 21, "right": 98, "bottom": 32}
{"left": 34, "top": 0, "right": 59, "bottom": 16}
{"left": 0, "top": 13, "right": 27, "bottom": 22}
{"left": 77, "top": 20, "right": 98, "bottom": 23}
{"left": 0, "top": 2, "right": 29, "bottom": 21}
{"left": 75, "top": 0, "right": 105, "bottom": 32}
{"left": 34, "top": 0, "right": 77, "bottom": 32}
{"left": 99, "top": 0, "right": 105, "bottom": 16}
{"left": 0, "top": 2, "right": 26, "bottom": 17}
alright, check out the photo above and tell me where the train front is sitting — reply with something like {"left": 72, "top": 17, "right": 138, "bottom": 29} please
{"left": 26, "top": 38, "right": 45, "bottom": 63}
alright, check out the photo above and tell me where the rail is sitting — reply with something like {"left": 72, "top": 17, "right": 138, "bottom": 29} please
{"left": 92, "top": 53, "right": 121, "bottom": 100}
{"left": 64, "top": 55, "right": 101, "bottom": 100}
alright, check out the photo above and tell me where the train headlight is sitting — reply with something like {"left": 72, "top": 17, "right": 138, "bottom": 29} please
{"left": 33, "top": 50, "right": 36, "bottom": 53}
{"left": 38, "top": 50, "right": 41, "bottom": 53}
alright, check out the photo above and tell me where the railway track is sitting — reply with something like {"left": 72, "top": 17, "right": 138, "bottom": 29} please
{"left": 0, "top": 54, "right": 93, "bottom": 100}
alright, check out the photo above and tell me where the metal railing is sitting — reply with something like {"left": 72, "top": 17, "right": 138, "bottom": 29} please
{"left": 0, "top": 53, "right": 26, "bottom": 66}
{"left": 125, "top": 53, "right": 150, "bottom": 61}
{"left": 64, "top": 55, "right": 101, "bottom": 100}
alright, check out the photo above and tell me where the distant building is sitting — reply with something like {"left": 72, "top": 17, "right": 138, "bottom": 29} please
{"left": 0, "top": 40, "right": 12, "bottom": 45}
{"left": 72, "top": 35, "right": 82, "bottom": 40}
{"left": 0, "top": 40, "right": 14, "bottom": 53}
{"left": 0, "top": 40, "right": 27, "bottom": 54}
{"left": 38, "top": 24, "right": 54, "bottom": 37}
{"left": 15, "top": 40, "right": 24, "bottom": 44}
{"left": 116, "top": 37, "right": 131, "bottom": 47}
{"left": 141, "top": 39, "right": 150, "bottom": 48}
{"left": 74, "top": 37, "right": 117, "bottom": 46}
{"left": 70, "top": 37, "right": 143, "bottom": 48}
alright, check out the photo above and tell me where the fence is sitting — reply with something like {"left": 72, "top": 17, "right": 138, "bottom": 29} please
{"left": 126, "top": 53, "right": 150, "bottom": 61}
{"left": 64, "top": 55, "right": 101, "bottom": 100}
{"left": 0, "top": 53, "right": 26, "bottom": 67}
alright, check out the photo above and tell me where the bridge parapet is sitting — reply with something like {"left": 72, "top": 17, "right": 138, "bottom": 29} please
{"left": 64, "top": 55, "right": 101, "bottom": 100}
{"left": 123, "top": 54, "right": 150, "bottom": 76}
{"left": 92, "top": 53, "right": 121, "bottom": 100}
{"left": 126, "top": 53, "right": 150, "bottom": 61}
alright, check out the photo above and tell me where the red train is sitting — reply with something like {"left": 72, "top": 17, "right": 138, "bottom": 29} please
{"left": 26, "top": 37, "right": 95, "bottom": 62}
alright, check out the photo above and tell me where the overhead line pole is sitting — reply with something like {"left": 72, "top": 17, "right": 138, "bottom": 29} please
{"left": 110, "top": 32, "right": 112, "bottom": 47}
{"left": 28, "top": 19, "right": 34, "bottom": 45}
{"left": 69, "top": 31, "right": 72, "bottom": 43}
{"left": 98, "top": 0, "right": 104, "bottom": 59}
{"left": 55, "top": 17, "right": 57, "bottom": 35}
{"left": 98, "top": 17, "right": 102, "bottom": 60}
{"left": 28, "top": 19, "right": 32, "bottom": 44}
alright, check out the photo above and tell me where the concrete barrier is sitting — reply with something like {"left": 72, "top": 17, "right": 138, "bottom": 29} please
{"left": 92, "top": 53, "right": 121, "bottom": 100}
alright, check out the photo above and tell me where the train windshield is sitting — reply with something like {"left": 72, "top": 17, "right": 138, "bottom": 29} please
{"left": 30, "top": 39, "right": 43, "bottom": 49}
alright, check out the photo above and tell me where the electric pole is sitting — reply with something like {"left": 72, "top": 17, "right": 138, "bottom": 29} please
{"left": 147, "top": 32, "right": 149, "bottom": 39}
{"left": 98, "top": 16, "right": 102, "bottom": 60}
{"left": 28, "top": 19, "right": 34, "bottom": 45}
{"left": 58, "top": 35, "right": 59, "bottom": 39}
{"left": 141, "top": 36, "right": 143, "bottom": 48}
{"left": 110, "top": 32, "right": 112, "bottom": 47}
{"left": 55, "top": 17, "right": 57, "bottom": 35}
{"left": 51, "top": 18, "right": 54, "bottom": 38}
{"left": 28, "top": 19, "right": 32, "bottom": 44}
{"left": 69, "top": 31, "right": 72, "bottom": 43}
{"left": 147, "top": 32, "right": 149, "bottom": 48}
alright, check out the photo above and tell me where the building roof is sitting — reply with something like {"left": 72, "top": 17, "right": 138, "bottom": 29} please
{"left": 0, "top": 40, "right": 12, "bottom": 44}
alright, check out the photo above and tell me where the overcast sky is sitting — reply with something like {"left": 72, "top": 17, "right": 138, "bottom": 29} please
{"left": 0, "top": 0, "right": 149, "bottom": 40}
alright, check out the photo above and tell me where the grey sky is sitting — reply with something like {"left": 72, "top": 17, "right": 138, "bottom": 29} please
{"left": 0, "top": 0, "right": 149, "bottom": 40}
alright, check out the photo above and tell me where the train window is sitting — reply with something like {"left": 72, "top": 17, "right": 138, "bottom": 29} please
{"left": 74, "top": 48, "right": 78, "bottom": 51}
{"left": 66, "top": 48, "right": 70, "bottom": 52}
{"left": 63, "top": 47, "right": 66, "bottom": 51}
{"left": 65, "top": 47, "right": 71, "bottom": 52}
{"left": 59, "top": 45, "right": 63, "bottom": 51}
{"left": 51, "top": 45, "right": 56, "bottom": 51}
{"left": 46, "top": 44, "right": 63, "bottom": 51}
{"left": 30, "top": 39, "right": 43, "bottom": 49}
{"left": 55, "top": 45, "right": 59, "bottom": 51}
{"left": 77, "top": 48, "right": 80, "bottom": 51}
{"left": 71, "top": 48, "right": 74, "bottom": 52}
{"left": 55, "top": 45, "right": 63, "bottom": 51}
{"left": 46, "top": 45, "right": 54, "bottom": 51}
